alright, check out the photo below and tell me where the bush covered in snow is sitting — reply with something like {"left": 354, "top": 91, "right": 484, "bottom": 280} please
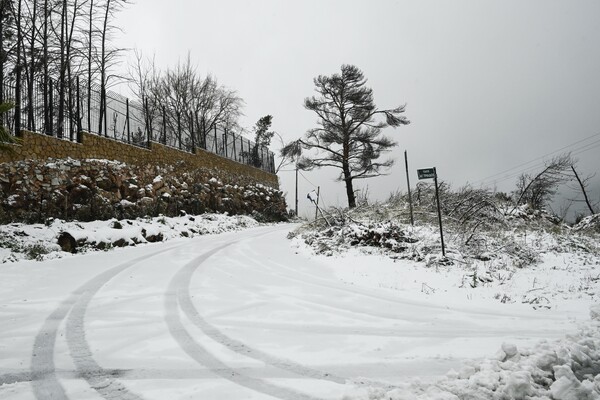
{"left": 294, "top": 189, "right": 598, "bottom": 264}
{"left": 574, "top": 214, "right": 600, "bottom": 235}
{"left": 291, "top": 190, "right": 600, "bottom": 308}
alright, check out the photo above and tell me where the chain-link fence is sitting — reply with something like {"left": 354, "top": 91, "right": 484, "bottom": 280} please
{"left": 1, "top": 76, "right": 275, "bottom": 173}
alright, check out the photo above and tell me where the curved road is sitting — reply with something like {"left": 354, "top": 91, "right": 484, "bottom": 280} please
{"left": 0, "top": 224, "right": 580, "bottom": 399}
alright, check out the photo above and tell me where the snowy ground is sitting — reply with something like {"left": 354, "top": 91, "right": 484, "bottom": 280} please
{"left": 0, "top": 222, "right": 599, "bottom": 399}
{"left": 0, "top": 213, "right": 259, "bottom": 264}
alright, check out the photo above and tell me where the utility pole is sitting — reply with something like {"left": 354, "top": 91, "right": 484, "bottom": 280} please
{"left": 314, "top": 186, "right": 320, "bottom": 221}
{"left": 404, "top": 150, "right": 414, "bottom": 226}
{"left": 295, "top": 164, "right": 299, "bottom": 217}
{"left": 433, "top": 167, "right": 446, "bottom": 257}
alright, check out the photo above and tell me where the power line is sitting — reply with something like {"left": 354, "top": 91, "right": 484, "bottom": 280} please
{"left": 298, "top": 170, "right": 318, "bottom": 188}
{"left": 474, "top": 134, "right": 600, "bottom": 187}
{"left": 471, "top": 132, "right": 600, "bottom": 186}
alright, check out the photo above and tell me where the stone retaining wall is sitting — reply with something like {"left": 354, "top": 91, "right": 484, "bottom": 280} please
{"left": 0, "top": 158, "right": 287, "bottom": 223}
{"left": 0, "top": 130, "right": 278, "bottom": 187}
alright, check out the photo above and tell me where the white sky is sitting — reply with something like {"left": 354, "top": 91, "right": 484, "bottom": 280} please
{"left": 114, "top": 0, "right": 600, "bottom": 218}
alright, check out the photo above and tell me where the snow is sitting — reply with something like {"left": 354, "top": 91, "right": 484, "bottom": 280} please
{"left": 341, "top": 315, "right": 600, "bottom": 399}
{"left": 0, "top": 220, "right": 598, "bottom": 399}
{"left": 0, "top": 213, "right": 259, "bottom": 263}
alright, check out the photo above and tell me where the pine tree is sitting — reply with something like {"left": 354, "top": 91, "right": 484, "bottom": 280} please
{"left": 251, "top": 115, "right": 274, "bottom": 168}
{"left": 294, "top": 64, "right": 409, "bottom": 208}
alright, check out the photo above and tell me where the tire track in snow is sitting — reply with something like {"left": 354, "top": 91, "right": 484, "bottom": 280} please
{"left": 31, "top": 244, "right": 182, "bottom": 400}
{"left": 239, "top": 244, "right": 564, "bottom": 322}
{"left": 166, "top": 243, "right": 330, "bottom": 400}
{"left": 56, "top": 226, "right": 278, "bottom": 399}
{"left": 175, "top": 249, "right": 347, "bottom": 385}
{"left": 167, "top": 231, "right": 399, "bottom": 397}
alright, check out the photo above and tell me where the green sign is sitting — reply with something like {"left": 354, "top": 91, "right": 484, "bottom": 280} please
{"left": 417, "top": 168, "right": 436, "bottom": 180}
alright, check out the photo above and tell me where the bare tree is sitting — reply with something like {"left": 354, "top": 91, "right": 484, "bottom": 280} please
{"left": 13, "top": 0, "right": 22, "bottom": 133}
{"left": 570, "top": 164, "right": 597, "bottom": 215}
{"left": 127, "top": 49, "right": 158, "bottom": 141}
{"left": 97, "top": 0, "right": 128, "bottom": 136}
{"left": 130, "top": 55, "right": 243, "bottom": 151}
{"left": 0, "top": 0, "right": 15, "bottom": 112}
{"left": 292, "top": 64, "right": 410, "bottom": 208}
{"left": 513, "top": 153, "right": 573, "bottom": 211}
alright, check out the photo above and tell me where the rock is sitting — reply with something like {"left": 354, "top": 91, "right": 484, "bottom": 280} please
{"left": 69, "top": 185, "right": 92, "bottom": 205}
{"left": 142, "top": 229, "right": 163, "bottom": 243}
{"left": 57, "top": 232, "right": 77, "bottom": 253}
{"left": 112, "top": 238, "right": 128, "bottom": 247}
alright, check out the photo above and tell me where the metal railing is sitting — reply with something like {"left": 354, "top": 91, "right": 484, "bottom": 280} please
{"left": 1, "top": 76, "right": 276, "bottom": 173}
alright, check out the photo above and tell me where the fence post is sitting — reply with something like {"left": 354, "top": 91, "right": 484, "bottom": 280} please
{"left": 69, "top": 79, "right": 74, "bottom": 141}
{"left": 103, "top": 87, "right": 108, "bottom": 137}
{"left": 162, "top": 106, "right": 167, "bottom": 145}
{"left": 87, "top": 80, "right": 91, "bottom": 134}
{"left": 27, "top": 77, "right": 33, "bottom": 131}
{"left": 270, "top": 153, "right": 275, "bottom": 173}
{"left": 44, "top": 75, "right": 50, "bottom": 135}
{"left": 126, "top": 98, "right": 131, "bottom": 144}
{"left": 15, "top": 71, "right": 21, "bottom": 136}
{"left": 76, "top": 76, "right": 82, "bottom": 142}
{"left": 76, "top": 75, "right": 82, "bottom": 138}
{"left": 213, "top": 125, "right": 218, "bottom": 154}
{"left": 48, "top": 79, "right": 54, "bottom": 136}
{"left": 248, "top": 139, "right": 252, "bottom": 165}
{"left": 223, "top": 128, "right": 228, "bottom": 158}
{"left": 232, "top": 132, "right": 237, "bottom": 161}
{"left": 194, "top": 113, "right": 204, "bottom": 149}
{"left": 189, "top": 112, "right": 195, "bottom": 152}
{"left": 240, "top": 137, "right": 244, "bottom": 163}
{"left": 177, "top": 112, "right": 182, "bottom": 149}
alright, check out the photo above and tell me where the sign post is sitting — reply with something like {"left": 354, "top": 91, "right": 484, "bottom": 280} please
{"left": 417, "top": 167, "right": 446, "bottom": 257}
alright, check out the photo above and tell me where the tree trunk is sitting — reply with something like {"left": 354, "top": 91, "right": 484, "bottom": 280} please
{"left": 57, "top": 0, "right": 66, "bottom": 138}
{"left": 571, "top": 165, "right": 596, "bottom": 215}
{"left": 15, "top": 0, "right": 23, "bottom": 135}
{"left": 28, "top": 0, "right": 37, "bottom": 131}
{"left": 98, "top": 0, "right": 111, "bottom": 137}
{"left": 43, "top": 0, "right": 49, "bottom": 134}
{"left": 87, "top": 0, "right": 93, "bottom": 132}
{"left": 0, "top": 0, "right": 6, "bottom": 111}
{"left": 343, "top": 163, "right": 356, "bottom": 208}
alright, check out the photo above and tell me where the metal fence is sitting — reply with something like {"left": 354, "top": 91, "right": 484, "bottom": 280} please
{"left": 1, "top": 76, "right": 276, "bottom": 174}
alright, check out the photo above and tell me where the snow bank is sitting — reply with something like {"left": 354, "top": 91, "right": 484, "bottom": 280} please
{"left": 344, "top": 306, "right": 600, "bottom": 400}
{"left": 0, "top": 213, "right": 260, "bottom": 263}
{"left": 292, "top": 199, "right": 599, "bottom": 308}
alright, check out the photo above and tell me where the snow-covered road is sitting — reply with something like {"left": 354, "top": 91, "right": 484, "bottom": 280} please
{"left": 0, "top": 224, "right": 586, "bottom": 399}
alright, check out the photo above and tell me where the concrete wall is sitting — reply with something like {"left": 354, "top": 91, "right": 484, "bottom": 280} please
{"left": 0, "top": 130, "right": 278, "bottom": 188}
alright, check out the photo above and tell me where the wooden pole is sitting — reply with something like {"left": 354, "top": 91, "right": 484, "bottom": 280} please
{"left": 404, "top": 150, "right": 414, "bottom": 226}
{"left": 433, "top": 167, "right": 445, "bottom": 257}
{"left": 314, "top": 186, "right": 320, "bottom": 221}
{"left": 126, "top": 98, "right": 130, "bottom": 144}
{"left": 295, "top": 165, "right": 299, "bottom": 217}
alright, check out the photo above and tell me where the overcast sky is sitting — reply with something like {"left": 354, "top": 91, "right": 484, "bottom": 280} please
{"left": 114, "top": 0, "right": 600, "bottom": 218}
